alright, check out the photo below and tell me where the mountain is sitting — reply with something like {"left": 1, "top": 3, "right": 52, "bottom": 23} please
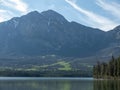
{"left": 0, "top": 10, "right": 120, "bottom": 76}
{"left": 96, "top": 26, "right": 120, "bottom": 58}
{"left": 0, "top": 10, "right": 119, "bottom": 61}
{"left": 0, "top": 10, "right": 110, "bottom": 58}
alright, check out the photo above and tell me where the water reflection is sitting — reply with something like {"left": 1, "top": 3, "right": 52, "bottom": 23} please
{"left": 94, "top": 80, "right": 120, "bottom": 90}
{"left": 0, "top": 78, "right": 93, "bottom": 90}
{"left": 1, "top": 78, "right": 120, "bottom": 90}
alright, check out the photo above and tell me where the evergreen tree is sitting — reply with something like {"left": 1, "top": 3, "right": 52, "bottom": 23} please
{"left": 93, "top": 56, "right": 120, "bottom": 79}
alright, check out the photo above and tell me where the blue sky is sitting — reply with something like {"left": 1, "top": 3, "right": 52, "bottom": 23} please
{"left": 0, "top": 0, "right": 120, "bottom": 31}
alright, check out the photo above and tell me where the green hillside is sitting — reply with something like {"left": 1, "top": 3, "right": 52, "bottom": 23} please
{"left": 0, "top": 55, "right": 93, "bottom": 77}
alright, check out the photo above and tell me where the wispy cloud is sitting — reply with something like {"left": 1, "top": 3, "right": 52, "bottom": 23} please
{"left": 96, "top": 0, "right": 120, "bottom": 18}
{"left": 0, "top": 0, "right": 29, "bottom": 22}
{"left": 65, "top": 0, "right": 119, "bottom": 31}
{"left": 0, "top": 9, "right": 14, "bottom": 22}
{"left": 1, "top": 0, "right": 29, "bottom": 13}
{"left": 0, "top": 10, "right": 6, "bottom": 22}
{"left": 0, "top": 17, "right": 4, "bottom": 22}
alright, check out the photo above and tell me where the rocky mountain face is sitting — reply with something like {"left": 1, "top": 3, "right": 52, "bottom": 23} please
{"left": 97, "top": 26, "right": 120, "bottom": 58}
{"left": 0, "top": 10, "right": 119, "bottom": 59}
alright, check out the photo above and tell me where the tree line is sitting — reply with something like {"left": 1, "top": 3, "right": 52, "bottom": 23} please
{"left": 93, "top": 56, "right": 120, "bottom": 79}
{"left": 0, "top": 69, "right": 92, "bottom": 77}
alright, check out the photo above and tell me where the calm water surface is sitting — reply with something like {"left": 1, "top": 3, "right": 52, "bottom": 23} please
{"left": 0, "top": 77, "right": 119, "bottom": 90}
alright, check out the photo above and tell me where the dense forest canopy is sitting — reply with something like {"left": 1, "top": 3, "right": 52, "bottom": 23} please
{"left": 93, "top": 56, "right": 120, "bottom": 79}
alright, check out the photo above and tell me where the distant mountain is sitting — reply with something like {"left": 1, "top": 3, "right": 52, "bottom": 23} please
{"left": 0, "top": 10, "right": 119, "bottom": 59}
{"left": 97, "top": 26, "right": 120, "bottom": 58}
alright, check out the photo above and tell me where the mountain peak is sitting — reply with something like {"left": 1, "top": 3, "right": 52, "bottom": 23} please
{"left": 21, "top": 11, "right": 43, "bottom": 21}
{"left": 41, "top": 10, "right": 67, "bottom": 22}
{"left": 27, "top": 10, "right": 59, "bottom": 16}
{"left": 27, "top": 11, "right": 40, "bottom": 16}
{"left": 41, "top": 10, "right": 60, "bottom": 15}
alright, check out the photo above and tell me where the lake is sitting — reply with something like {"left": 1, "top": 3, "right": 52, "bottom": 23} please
{"left": 0, "top": 77, "right": 119, "bottom": 90}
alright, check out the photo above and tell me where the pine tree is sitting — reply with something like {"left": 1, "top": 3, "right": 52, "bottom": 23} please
{"left": 93, "top": 56, "right": 120, "bottom": 79}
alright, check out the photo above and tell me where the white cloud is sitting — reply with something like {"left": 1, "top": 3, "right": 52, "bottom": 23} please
{"left": 0, "top": 17, "right": 4, "bottom": 22}
{"left": 0, "top": 0, "right": 29, "bottom": 22}
{"left": 1, "top": 0, "right": 28, "bottom": 13}
{"left": 96, "top": 0, "right": 120, "bottom": 18}
{"left": 0, "top": 10, "right": 6, "bottom": 22}
{"left": 0, "top": 10, "right": 7, "bottom": 13}
{"left": 0, "top": 9, "right": 15, "bottom": 22}
{"left": 65, "top": 0, "right": 119, "bottom": 31}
